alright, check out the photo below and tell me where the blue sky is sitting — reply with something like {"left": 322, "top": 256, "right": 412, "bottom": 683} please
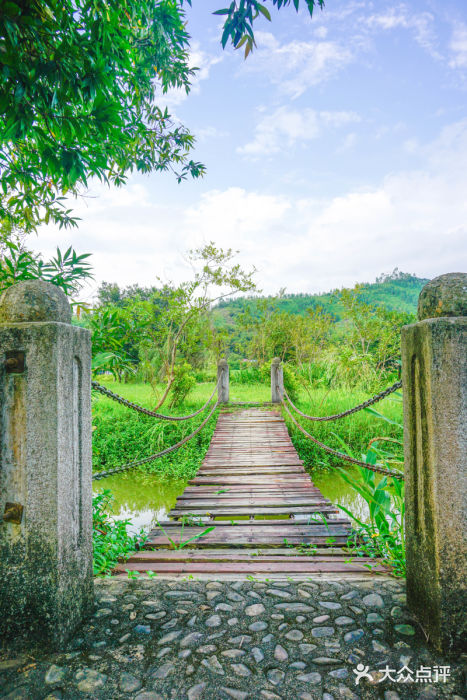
{"left": 36, "top": 0, "right": 467, "bottom": 298}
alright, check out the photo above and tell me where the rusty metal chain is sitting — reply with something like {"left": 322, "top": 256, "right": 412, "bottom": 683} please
{"left": 91, "top": 379, "right": 219, "bottom": 421}
{"left": 283, "top": 380, "right": 402, "bottom": 422}
{"left": 92, "top": 400, "right": 219, "bottom": 481}
{"left": 280, "top": 396, "right": 404, "bottom": 480}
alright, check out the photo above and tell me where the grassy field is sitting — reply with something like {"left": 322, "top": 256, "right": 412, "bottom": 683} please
{"left": 92, "top": 377, "right": 403, "bottom": 480}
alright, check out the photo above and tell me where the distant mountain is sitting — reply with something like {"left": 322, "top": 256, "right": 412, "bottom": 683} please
{"left": 213, "top": 270, "right": 429, "bottom": 326}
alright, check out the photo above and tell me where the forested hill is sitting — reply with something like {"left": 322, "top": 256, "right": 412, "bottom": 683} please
{"left": 213, "top": 271, "right": 429, "bottom": 324}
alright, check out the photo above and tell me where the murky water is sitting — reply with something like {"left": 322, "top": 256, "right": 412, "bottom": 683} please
{"left": 94, "top": 467, "right": 371, "bottom": 532}
{"left": 93, "top": 472, "right": 184, "bottom": 534}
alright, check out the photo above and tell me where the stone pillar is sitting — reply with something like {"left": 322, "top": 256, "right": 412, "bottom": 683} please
{"left": 217, "top": 359, "right": 229, "bottom": 403}
{"left": 0, "top": 280, "right": 93, "bottom": 648}
{"left": 271, "top": 357, "right": 284, "bottom": 403}
{"left": 401, "top": 272, "right": 467, "bottom": 654}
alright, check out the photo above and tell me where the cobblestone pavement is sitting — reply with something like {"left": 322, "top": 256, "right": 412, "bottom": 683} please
{"left": 1, "top": 577, "right": 465, "bottom": 700}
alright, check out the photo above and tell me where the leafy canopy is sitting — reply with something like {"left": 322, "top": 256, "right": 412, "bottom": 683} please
{"left": 1, "top": 0, "right": 323, "bottom": 231}
{"left": 1, "top": 0, "right": 202, "bottom": 231}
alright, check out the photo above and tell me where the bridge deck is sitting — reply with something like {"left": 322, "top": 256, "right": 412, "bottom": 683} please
{"left": 119, "top": 407, "right": 386, "bottom": 577}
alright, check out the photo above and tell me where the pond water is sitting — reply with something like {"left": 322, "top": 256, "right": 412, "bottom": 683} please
{"left": 94, "top": 467, "right": 371, "bottom": 533}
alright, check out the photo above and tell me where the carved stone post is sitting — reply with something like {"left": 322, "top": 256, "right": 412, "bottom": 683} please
{"left": 271, "top": 357, "right": 284, "bottom": 403}
{"left": 401, "top": 272, "right": 467, "bottom": 654}
{"left": 0, "top": 280, "right": 93, "bottom": 648}
{"left": 217, "top": 359, "right": 229, "bottom": 403}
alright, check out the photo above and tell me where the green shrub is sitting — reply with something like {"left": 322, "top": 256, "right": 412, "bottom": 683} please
{"left": 93, "top": 489, "right": 147, "bottom": 576}
{"left": 169, "top": 362, "right": 196, "bottom": 407}
{"left": 230, "top": 365, "right": 262, "bottom": 384}
{"left": 193, "top": 368, "right": 217, "bottom": 383}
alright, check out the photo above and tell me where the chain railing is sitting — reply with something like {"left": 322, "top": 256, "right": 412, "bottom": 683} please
{"left": 283, "top": 380, "right": 402, "bottom": 421}
{"left": 91, "top": 378, "right": 219, "bottom": 421}
{"left": 91, "top": 366, "right": 404, "bottom": 481}
{"left": 92, "top": 398, "right": 219, "bottom": 481}
{"left": 279, "top": 382, "right": 404, "bottom": 480}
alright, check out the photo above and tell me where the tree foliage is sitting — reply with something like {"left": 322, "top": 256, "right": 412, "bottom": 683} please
{"left": 1, "top": 0, "right": 324, "bottom": 231}
{"left": 212, "top": 0, "right": 324, "bottom": 57}
{"left": 0, "top": 0, "right": 203, "bottom": 231}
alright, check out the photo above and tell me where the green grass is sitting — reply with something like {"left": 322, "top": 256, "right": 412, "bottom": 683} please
{"left": 92, "top": 377, "right": 403, "bottom": 480}
{"left": 92, "top": 378, "right": 220, "bottom": 481}
{"left": 283, "top": 386, "right": 403, "bottom": 473}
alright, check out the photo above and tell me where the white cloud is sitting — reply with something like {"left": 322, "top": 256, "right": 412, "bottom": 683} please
{"left": 449, "top": 23, "right": 467, "bottom": 68}
{"left": 314, "top": 26, "right": 328, "bottom": 39}
{"left": 365, "top": 5, "right": 440, "bottom": 59}
{"left": 238, "top": 106, "right": 360, "bottom": 157}
{"left": 242, "top": 31, "right": 353, "bottom": 98}
{"left": 195, "top": 126, "right": 229, "bottom": 142}
{"left": 183, "top": 121, "right": 467, "bottom": 292}
{"left": 184, "top": 188, "right": 291, "bottom": 248}
{"left": 338, "top": 132, "right": 357, "bottom": 152}
{"left": 34, "top": 121, "right": 467, "bottom": 298}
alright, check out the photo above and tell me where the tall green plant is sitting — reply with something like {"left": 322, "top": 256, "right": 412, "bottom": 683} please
{"left": 333, "top": 437, "right": 405, "bottom": 577}
{"left": 169, "top": 361, "right": 196, "bottom": 407}
{"left": 93, "top": 489, "right": 147, "bottom": 576}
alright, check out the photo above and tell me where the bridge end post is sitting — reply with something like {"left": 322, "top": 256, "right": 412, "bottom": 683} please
{"left": 217, "top": 359, "right": 229, "bottom": 403}
{"left": 0, "top": 280, "right": 93, "bottom": 649}
{"left": 401, "top": 272, "right": 467, "bottom": 654}
{"left": 271, "top": 357, "right": 284, "bottom": 403}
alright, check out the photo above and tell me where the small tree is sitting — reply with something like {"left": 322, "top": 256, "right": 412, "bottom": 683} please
{"left": 149, "top": 243, "right": 257, "bottom": 408}
{"left": 0, "top": 222, "right": 92, "bottom": 298}
{"left": 90, "top": 244, "right": 257, "bottom": 406}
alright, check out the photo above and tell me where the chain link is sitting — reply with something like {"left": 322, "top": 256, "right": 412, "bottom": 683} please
{"left": 91, "top": 379, "right": 219, "bottom": 420}
{"left": 280, "top": 396, "right": 404, "bottom": 480}
{"left": 92, "top": 400, "right": 219, "bottom": 481}
{"left": 283, "top": 380, "right": 402, "bottom": 422}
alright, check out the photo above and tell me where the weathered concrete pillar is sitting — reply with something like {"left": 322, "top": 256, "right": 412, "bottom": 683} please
{"left": 0, "top": 280, "right": 93, "bottom": 648}
{"left": 217, "top": 359, "right": 229, "bottom": 403}
{"left": 271, "top": 357, "right": 284, "bottom": 403}
{"left": 401, "top": 272, "right": 467, "bottom": 654}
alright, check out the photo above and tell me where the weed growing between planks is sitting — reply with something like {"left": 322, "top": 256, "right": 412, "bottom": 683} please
{"left": 153, "top": 514, "right": 215, "bottom": 550}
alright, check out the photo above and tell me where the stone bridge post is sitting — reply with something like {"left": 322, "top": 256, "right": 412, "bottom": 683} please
{"left": 402, "top": 272, "right": 466, "bottom": 654}
{"left": 217, "top": 359, "right": 229, "bottom": 403}
{"left": 271, "top": 357, "right": 284, "bottom": 403}
{"left": 0, "top": 280, "right": 93, "bottom": 648}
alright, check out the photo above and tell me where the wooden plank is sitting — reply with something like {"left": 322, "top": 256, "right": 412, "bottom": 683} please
{"left": 147, "top": 524, "right": 350, "bottom": 536}
{"left": 174, "top": 500, "right": 333, "bottom": 509}
{"left": 116, "top": 560, "right": 388, "bottom": 574}
{"left": 170, "top": 506, "right": 340, "bottom": 517}
{"left": 147, "top": 519, "right": 350, "bottom": 529}
{"left": 128, "top": 549, "right": 359, "bottom": 561}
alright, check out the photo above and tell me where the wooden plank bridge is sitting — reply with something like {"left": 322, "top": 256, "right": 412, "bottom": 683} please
{"left": 119, "top": 406, "right": 386, "bottom": 578}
